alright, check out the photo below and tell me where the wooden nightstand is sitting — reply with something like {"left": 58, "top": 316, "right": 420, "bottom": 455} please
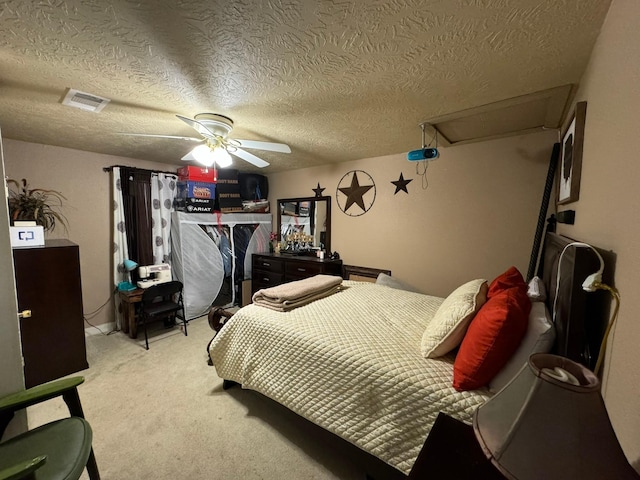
{"left": 407, "top": 412, "right": 506, "bottom": 479}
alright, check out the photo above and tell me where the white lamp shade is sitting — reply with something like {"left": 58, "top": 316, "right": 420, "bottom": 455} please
{"left": 473, "top": 354, "right": 638, "bottom": 480}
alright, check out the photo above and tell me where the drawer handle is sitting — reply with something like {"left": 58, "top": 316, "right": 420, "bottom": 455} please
{"left": 263, "top": 277, "right": 269, "bottom": 282}
{"left": 263, "top": 262, "right": 270, "bottom": 267}
{"left": 297, "top": 268, "right": 307, "bottom": 272}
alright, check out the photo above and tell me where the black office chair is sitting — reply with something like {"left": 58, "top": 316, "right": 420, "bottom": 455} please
{"left": 0, "top": 376, "right": 100, "bottom": 480}
{"left": 139, "top": 280, "right": 187, "bottom": 350}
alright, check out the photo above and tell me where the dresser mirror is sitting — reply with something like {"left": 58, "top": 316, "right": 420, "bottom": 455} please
{"left": 277, "top": 196, "right": 331, "bottom": 253}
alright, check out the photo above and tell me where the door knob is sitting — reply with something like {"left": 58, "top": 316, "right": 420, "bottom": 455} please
{"left": 18, "top": 310, "right": 32, "bottom": 318}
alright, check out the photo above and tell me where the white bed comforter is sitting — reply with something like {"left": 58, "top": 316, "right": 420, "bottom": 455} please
{"left": 209, "top": 281, "right": 491, "bottom": 474}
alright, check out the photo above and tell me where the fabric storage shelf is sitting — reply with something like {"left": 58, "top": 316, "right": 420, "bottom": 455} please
{"left": 171, "top": 211, "right": 272, "bottom": 319}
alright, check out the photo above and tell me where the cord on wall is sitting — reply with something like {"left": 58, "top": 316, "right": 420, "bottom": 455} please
{"left": 83, "top": 287, "right": 119, "bottom": 335}
{"left": 552, "top": 242, "right": 604, "bottom": 323}
{"left": 593, "top": 282, "right": 620, "bottom": 376}
{"left": 552, "top": 241, "right": 618, "bottom": 376}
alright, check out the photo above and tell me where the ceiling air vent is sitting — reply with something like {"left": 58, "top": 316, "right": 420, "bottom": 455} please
{"left": 62, "top": 88, "right": 111, "bottom": 113}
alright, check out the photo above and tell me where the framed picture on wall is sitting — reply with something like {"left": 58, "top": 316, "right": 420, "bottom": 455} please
{"left": 558, "top": 101, "right": 587, "bottom": 205}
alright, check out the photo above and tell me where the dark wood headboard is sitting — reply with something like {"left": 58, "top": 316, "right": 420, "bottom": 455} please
{"left": 538, "top": 232, "right": 616, "bottom": 370}
{"left": 342, "top": 265, "right": 391, "bottom": 282}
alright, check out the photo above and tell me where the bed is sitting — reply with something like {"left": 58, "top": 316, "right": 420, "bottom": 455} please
{"left": 207, "top": 232, "right": 614, "bottom": 475}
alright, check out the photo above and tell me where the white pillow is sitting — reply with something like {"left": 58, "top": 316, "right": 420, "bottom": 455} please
{"left": 527, "top": 276, "right": 547, "bottom": 302}
{"left": 489, "top": 302, "right": 555, "bottom": 392}
{"left": 421, "top": 279, "right": 488, "bottom": 358}
{"left": 375, "top": 273, "right": 421, "bottom": 293}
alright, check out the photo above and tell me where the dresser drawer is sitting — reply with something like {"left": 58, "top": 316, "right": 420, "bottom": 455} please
{"left": 253, "top": 256, "right": 285, "bottom": 273}
{"left": 251, "top": 253, "right": 343, "bottom": 297}
{"left": 285, "top": 260, "right": 324, "bottom": 279}
{"left": 252, "top": 269, "right": 284, "bottom": 288}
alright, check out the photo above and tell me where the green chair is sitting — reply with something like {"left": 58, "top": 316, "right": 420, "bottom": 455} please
{"left": 0, "top": 376, "right": 99, "bottom": 480}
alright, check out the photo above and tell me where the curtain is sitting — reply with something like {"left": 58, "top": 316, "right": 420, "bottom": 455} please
{"left": 112, "top": 167, "right": 129, "bottom": 329}
{"left": 112, "top": 168, "right": 177, "bottom": 329}
{"left": 120, "top": 168, "right": 153, "bottom": 266}
{"left": 151, "top": 172, "right": 178, "bottom": 264}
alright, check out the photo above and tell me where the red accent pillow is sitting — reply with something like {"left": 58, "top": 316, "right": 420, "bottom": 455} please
{"left": 453, "top": 286, "right": 531, "bottom": 391}
{"left": 488, "top": 266, "right": 526, "bottom": 298}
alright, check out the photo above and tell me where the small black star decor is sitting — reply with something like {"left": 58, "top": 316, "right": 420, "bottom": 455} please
{"left": 336, "top": 170, "right": 376, "bottom": 216}
{"left": 312, "top": 182, "right": 326, "bottom": 197}
{"left": 391, "top": 173, "right": 413, "bottom": 194}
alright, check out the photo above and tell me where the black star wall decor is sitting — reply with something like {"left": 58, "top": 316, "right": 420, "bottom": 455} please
{"left": 336, "top": 170, "right": 376, "bottom": 216}
{"left": 392, "top": 173, "right": 413, "bottom": 194}
{"left": 312, "top": 182, "right": 326, "bottom": 197}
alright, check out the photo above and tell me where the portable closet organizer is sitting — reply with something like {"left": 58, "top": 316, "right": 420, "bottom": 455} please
{"left": 171, "top": 211, "right": 272, "bottom": 320}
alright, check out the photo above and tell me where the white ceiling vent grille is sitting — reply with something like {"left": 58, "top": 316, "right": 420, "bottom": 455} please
{"left": 62, "top": 89, "right": 110, "bottom": 113}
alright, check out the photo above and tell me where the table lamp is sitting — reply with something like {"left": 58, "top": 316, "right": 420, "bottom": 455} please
{"left": 473, "top": 353, "right": 639, "bottom": 480}
{"left": 118, "top": 259, "right": 138, "bottom": 291}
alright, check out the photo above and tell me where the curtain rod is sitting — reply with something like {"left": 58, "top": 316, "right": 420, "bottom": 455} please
{"left": 103, "top": 165, "right": 178, "bottom": 176}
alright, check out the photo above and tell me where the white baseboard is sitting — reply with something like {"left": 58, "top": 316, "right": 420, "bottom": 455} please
{"left": 84, "top": 321, "right": 116, "bottom": 336}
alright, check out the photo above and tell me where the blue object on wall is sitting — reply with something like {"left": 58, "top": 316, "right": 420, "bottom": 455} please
{"left": 407, "top": 148, "right": 439, "bottom": 161}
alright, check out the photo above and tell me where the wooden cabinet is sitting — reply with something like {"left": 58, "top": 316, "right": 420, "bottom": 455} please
{"left": 252, "top": 253, "right": 343, "bottom": 295}
{"left": 13, "top": 239, "right": 88, "bottom": 388}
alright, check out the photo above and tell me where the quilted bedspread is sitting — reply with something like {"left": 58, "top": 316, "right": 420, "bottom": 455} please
{"left": 209, "top": 281, "right": 492, "bottom": 474}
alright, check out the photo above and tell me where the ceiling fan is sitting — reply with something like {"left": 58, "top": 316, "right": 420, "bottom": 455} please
{"left": 123, "top": 113, "right": 291, "bottom": 168}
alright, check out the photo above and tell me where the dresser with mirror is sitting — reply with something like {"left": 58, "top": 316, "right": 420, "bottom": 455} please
{"left": 251, "top": 195, "right": 341, "bottom": 295}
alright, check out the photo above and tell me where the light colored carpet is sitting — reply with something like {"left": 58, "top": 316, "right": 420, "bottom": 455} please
{"left": 27, "top": 315, "right": 405, "bottom": 479}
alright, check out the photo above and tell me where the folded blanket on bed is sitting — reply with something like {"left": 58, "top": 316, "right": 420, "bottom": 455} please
{"left": 252, "top": 274, "right": 343, "bottom": 312}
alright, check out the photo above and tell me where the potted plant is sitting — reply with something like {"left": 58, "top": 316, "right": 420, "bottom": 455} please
{"left": 7, "top": 178, "right": 68, "bottom": 233}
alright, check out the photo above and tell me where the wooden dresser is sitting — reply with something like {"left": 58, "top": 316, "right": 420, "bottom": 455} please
{"left": 251, "top": 253, "right": 343, "bottom": 295}
{"left": 13, "top": 239, "right": 88, "bottom": 388}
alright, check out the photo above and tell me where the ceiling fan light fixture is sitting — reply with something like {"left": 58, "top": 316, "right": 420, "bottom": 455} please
{"left": 189, "top": 144, "right": 233, "bottom": 168}
{"left": 212, "top": 147, "right": 232, "bottom": 168}
{"left": 191, "top": 144, "right": 216, "bottom": 167}
{"left": 139, "top": 112, "right": 290, "bottom": 169}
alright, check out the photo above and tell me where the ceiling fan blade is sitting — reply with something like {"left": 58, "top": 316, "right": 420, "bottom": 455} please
{"left": 176, "top": 114, "right": 216, "bottom": 138}
{"left": 235, "top": 139, "right": 291, "bottom": 153}
{"left": 232, "top": 148, "right": 270, "bottom": 168}
{"left": 181, "top": 150, "right": 197, "bottom": 162}
{"left": 120, "top": 133, "right": 203, "bottom": 142}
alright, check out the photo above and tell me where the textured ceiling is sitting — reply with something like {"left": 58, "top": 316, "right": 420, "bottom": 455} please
{"left": 0, "top": 0, "right": 611, "bottom": 173}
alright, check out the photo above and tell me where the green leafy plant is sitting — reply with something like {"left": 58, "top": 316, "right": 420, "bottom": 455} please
{"left": 7, "top": 178, "right": 68, "bottom": 233}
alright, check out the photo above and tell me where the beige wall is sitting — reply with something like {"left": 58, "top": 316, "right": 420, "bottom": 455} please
{"left": 2, "top": 129, "right": 557, "bottom": 332}
{"left": 269, "top": 130, "right": 556, "bottom": 298}
{"left": 554, "top": 0, "right": 640, "bottom": 468}
{"left": 3, "top": 139, "right": 181, "bottom": 330}
{"left": 6, "top": 131, "right": 557, "bottom": 309}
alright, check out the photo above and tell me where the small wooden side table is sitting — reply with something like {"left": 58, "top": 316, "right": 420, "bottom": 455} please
{"left": 407, "top": 412, "right": 505, "bottom": 479}
{"left": 118, "top": 288, "right": 144, "bottom": 339}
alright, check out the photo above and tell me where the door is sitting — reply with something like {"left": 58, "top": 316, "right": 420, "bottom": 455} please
{"left": 13, "top": 241, "right": 88, "bottom": 388}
